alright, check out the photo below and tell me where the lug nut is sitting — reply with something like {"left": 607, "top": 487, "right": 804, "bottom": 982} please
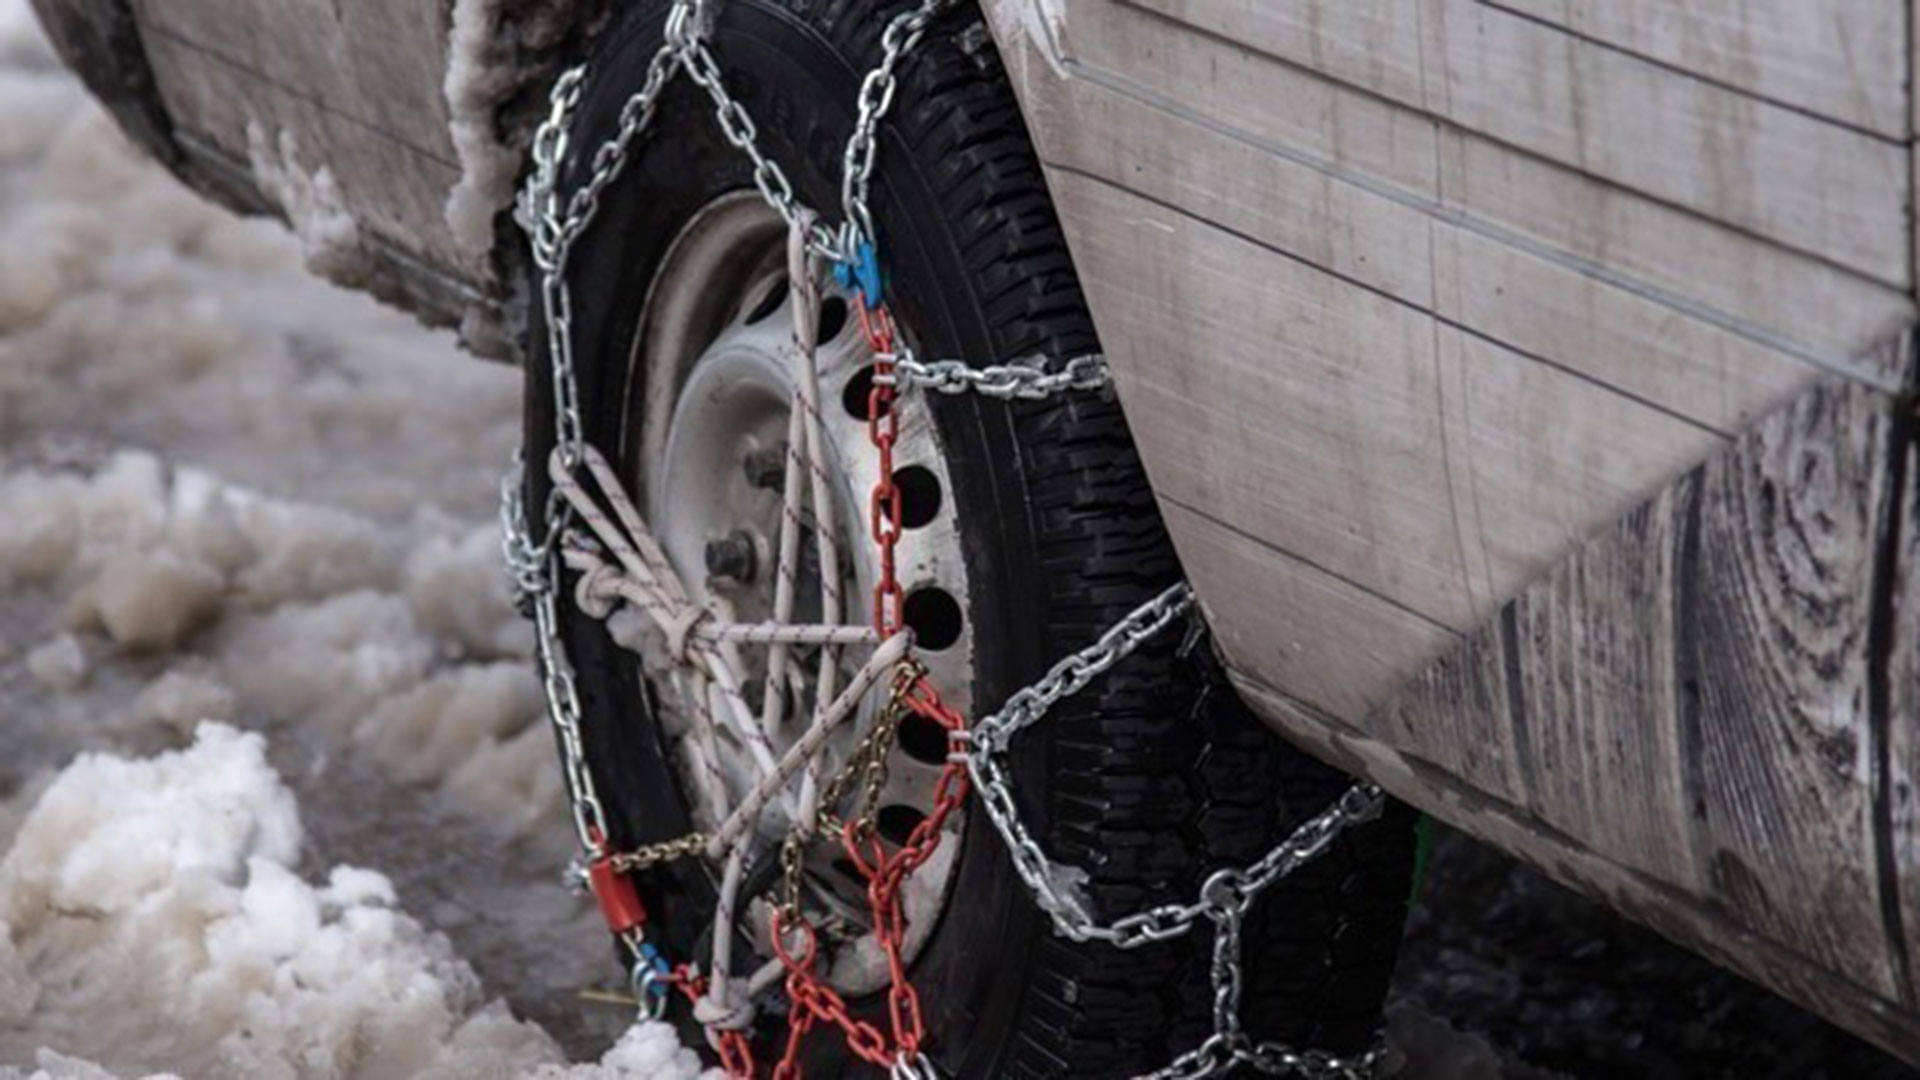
{"left": 742, "top": 442, "right": 788, "bottom": 489}
{"left": 705, "top": 529, "right": 758, "bottom": 583}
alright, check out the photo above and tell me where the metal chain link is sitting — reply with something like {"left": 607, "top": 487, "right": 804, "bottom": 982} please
{"left": 819, "top": 660, "right": 922, "bottom": 838}
{"left": 840, "top": 0, "right": 961, "bottom": 252}
{"left": 679, "top": 35, "right": 836, "bottom": 258}
{"left": 503, "top": 2, "right": 1390, "bottom": 1076}
{"left": 776, "top": 660, "right": 920, "bottom": 919}
{"left": 962, "top": 584, "right": 1390, "bottom": 1078}
{"left": 504, "top": 18, "right": 688, "bottom": 866}
{"left": 533, "top": 556, "right": 610, "bottom": 853}
{"left": 881, "top": 352, "right": 1111, "bottom": 399}
{"left": 608, "top": 830, "right": 716, "bottom": 874}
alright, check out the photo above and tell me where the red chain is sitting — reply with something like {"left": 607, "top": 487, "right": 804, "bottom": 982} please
{"left": 673, "top": 966, "right": 756, "bottom": 1076}
{"left": 756, "top": 298, "right": 972, "bottom": 1077}
{"left": 841, "top": 677, "right": 970, "bottom": 1058}
{"left": 862, "top": 303, "right": 906, "bottom": 636}
{"left": 771, "top": 912, "right": 894, "bottom": 1070}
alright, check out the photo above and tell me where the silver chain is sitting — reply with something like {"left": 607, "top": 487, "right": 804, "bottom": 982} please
{"left": 678, "top": 29, "right": 836, "bottom": 258}
{"left": 881, "top": 352, "right": 1111, "bottom": 399}
{"left": 963, "top": 584, "right": 1389, "bottom": 1078}
{"left": 506, "top": 13, "right": 686, "bottom": 864}
{"left": 841, "top": 0, "right": 960, "bottom": 252}
{"left": 511, "top": 467, "right": 612, "bottom": 853}
{"left": 505, "top": 0, "right": 962, "bottom": 857}
{"left": 503, "top": 3, "right": 1386, "bottom": 1075}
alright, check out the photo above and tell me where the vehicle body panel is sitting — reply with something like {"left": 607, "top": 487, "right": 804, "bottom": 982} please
{"left": 31, "top": 0, "right": 603, "bottom": 354}
{"left": 978, "top": 0, "right": 1920, "bottom": 1059}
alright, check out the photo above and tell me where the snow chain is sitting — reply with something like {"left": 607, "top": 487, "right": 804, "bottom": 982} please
{"left": 500, "top": 1, "right": 1388, "bottom": 1076}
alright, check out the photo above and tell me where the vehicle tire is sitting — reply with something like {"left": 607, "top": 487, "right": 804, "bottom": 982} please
{"left": 521, "top": 1, "right": 1420, "bottom": 1075}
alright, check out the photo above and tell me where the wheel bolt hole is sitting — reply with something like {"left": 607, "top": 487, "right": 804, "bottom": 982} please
{"left": 743, "top": 275, "right": 789, "bottom": 325}
{"left": 903, "top": 588, "right": 963, "bottom": 651}
{"left": 898, "top": 713, "right": 949, "bottom": 765}
{"left": 842, "top": 366, "right": 889, "bottom": 421}
{"left": 817, "top": 296, "right": 849, "bottom": 345}
{"left": 893, "top": 465, "right": 942, "bottom": 529}
{"left": 877, "top": 804, "right": 927, "bottom": 847}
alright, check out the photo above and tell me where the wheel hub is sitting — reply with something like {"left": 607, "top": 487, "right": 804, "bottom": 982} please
{"left": 630, "top": 193, "right": 975, "bottom": 994}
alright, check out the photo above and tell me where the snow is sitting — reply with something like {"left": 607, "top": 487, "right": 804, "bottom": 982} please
{"left": 442, "top": 0, "right": 597, "bottom": 267}
{"left": 0, "top": 725, "right": 503, "bottom": 1076}
{"left": 0, "top": 3, "right": 714, "bottom": 1075}
{"left": 21, "top": 635, "right": 83, "bottom": 692}
{"left": 245, "top": 124, "right": 367, "bottom": 283}
{"left": 443, "top": 0, "right": 523, "bottom": 259}
{"left": 132, "top": 670, "right": 237, "bottom": 733}
{"left": 0, "top": 727, "right": 711, "bottom": 1079}
{"left": 0, "top": 725, "right": 710, "bottom": 1080}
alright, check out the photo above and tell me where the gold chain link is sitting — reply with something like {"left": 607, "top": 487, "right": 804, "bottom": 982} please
{"left": 606, "top": 830, "right": 714, "bottom": 873}
{"left": 775, "top": 660, "right": 924, "bottom": 918}
{"left": 820, "top": 659, "right": 922, "bottom": 836}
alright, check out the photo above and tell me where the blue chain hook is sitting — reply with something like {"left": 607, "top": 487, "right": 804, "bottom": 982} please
{"left": 833, "top": 237, "right": 886, "bottom": 309}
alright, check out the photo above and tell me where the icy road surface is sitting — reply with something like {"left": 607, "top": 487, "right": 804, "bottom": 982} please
{"left": 0, "top": 2, "right": 1911, "bottom": 1078}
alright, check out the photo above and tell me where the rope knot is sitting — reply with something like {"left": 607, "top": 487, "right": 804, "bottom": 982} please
{"left": 661, "top": 604, "right": 713, "bottom": 665}
{"left": 570, "top": 559, "right": 624, "bottom": 620}
{"left": 693, "top": 989, "right": 757, "bottom": 1032}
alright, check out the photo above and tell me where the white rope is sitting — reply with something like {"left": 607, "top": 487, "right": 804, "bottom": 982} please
{"left": 789, "top": 210, "right": 846, "bottom": 832}
{"left": 705, "top": 631, "right": 911, "bottom": 859}
{"left": 760, "top": 402, "right": 808, "bottom": 730}
{"left": 551, "top": 445, "right": 798, "bottom": 817}
{"left": 672, "top": 667, "right": 732, "bottom": 826}
{"left": 705, "top": 843, "right": 751, "bottom": 1043}
{"left": 566, "top": 553, "right": 880, "bottom": 648}
{"left": 544, "top": 226, "right": 916, "bottom": 1006}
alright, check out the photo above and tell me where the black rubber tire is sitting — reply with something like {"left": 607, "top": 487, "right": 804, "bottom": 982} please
{"left": 522, "top": 2, "right": 1420, "bottom": 1076}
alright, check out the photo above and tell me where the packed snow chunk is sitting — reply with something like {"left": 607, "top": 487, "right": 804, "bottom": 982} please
{"left": 133, "top": 670, "right": 238, "bottom": 733}
{"left": 404, "top": 521, "right": 529, "bottom": 660}
{"left": 526, "top": 1021, "right": 712, "bottom": 1080}
{"left": 84, "top": 547, "right": 224, "bottom": 649}
{"left": 80, "top": 451, "right": 170, "bottom": 541}
{"left": 0, "top": 469, "right": 85, "bottom": 587}
{"left": 1, "top": 723, "right": 301, "bottom": 921}
{"left": 219, "top": 591, "right": 436, "bottom": 729}
{"left": 0, "top": 724, "right": 565, "bottom": 1078}
{"left": 244, "top": 124, "right": 365, "bottom": 283}
{"left": 0, "top": 1047, "right": 178, "bottom": 1080}
{"left": 0, "top": 204, "right": 92, "bottom": 333}
{"left": 440, "top": 722, "right": 565, "bottom": 838}
{"left": 443, "top": 0, "right": 520, "bottom": 258}
{"left": 22, "top": 634, "right": 85, "bottom": 691}
{"left": 361, "top": 661, "right": 542, "bottom": 784}
{"left": 224, "top": 493, "right": 394, "bottom": 607}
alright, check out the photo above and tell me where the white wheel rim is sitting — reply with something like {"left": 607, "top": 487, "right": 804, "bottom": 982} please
{"left": 626, "top": 191, "right": 976, "bottom": 993}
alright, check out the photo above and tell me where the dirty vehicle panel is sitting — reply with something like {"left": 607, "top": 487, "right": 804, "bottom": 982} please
{"left": 34, "top": 0, "right": 1920, "bottom": 1063}
{"left": 973, "top": 0, "right": 1920, "bottom": 1060}
{"left": 31, "top": 0, "right": 594, "bottom": 351}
